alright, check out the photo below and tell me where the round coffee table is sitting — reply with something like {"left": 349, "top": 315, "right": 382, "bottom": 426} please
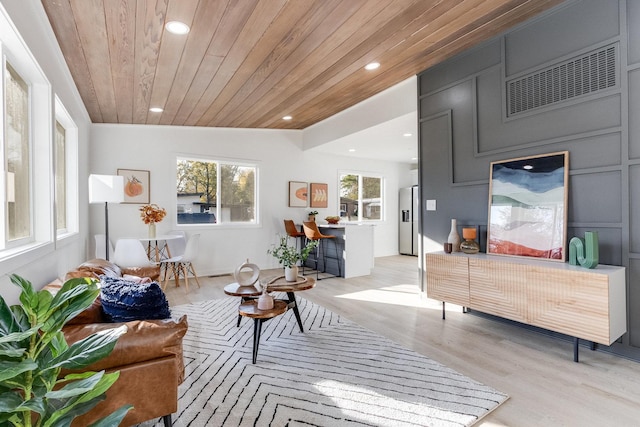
{"left": 239, "top": 300, "right": 287, "bottom": 364}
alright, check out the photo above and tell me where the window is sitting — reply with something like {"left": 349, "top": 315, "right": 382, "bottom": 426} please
{"left": 339, "top": 173, "right": 383, "bottom": 222}
{"left": 4, "top": 62, "right": 31, "bottom": 243}
{"left": 176, "top": 157, "right": 257, "bottom": 225}
{"left": 54, "top": 121, "right": 66, "bottom": 231}
{"left": 54, "top": 96, "right": 78, "bottom": 238}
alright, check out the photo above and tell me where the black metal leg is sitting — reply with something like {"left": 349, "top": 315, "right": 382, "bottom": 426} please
{"left": 237, "top": 314, "right": 242, "bottom": 327}
{"left": 287, "top": 292, "right": 304, "bottom": 333}
{"left": 442, "top": 301, "right": 446, "bottom": 319}
{"left": 252, "top": 319, "right": 263, "bottom": 364}
{"left": 574, "top": 337, "right": 579, "bottom": 362}
{"left": 163, "top": 414, "right": 172, "bottom": 427}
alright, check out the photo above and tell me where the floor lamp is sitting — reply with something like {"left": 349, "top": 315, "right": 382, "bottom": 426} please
{"left": 89, "top": 174, "right": 124, "bottom": 261}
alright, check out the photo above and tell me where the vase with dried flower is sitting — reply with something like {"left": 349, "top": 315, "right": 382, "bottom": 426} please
{"left": 139, "top": 204, "right": 167, "bottom": 238}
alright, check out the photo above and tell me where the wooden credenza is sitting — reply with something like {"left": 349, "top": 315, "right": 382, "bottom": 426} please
{"left": 426, "top": 252, "right": 627, "bottom": 359}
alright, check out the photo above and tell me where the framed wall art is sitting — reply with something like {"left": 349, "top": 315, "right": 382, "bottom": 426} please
{"left": 288, "top": 181, "right": 308, "bottom": 207}
{"left": 117, "top": 168, "right": 150, "bottom": 204}
{"left": 309, "top": 182, "right": 328, "bottom": 208}
{"left": 487, "top": 151, "right": 569, "bottom": 261}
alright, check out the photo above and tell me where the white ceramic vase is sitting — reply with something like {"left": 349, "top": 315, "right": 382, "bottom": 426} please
{"left": 284, "top": 265, "right": 298, "bottom": 281}
{"left": 148, "top": 222, "right": 156, "bottom": 238}
{"left": 447, "top": 219, "right": 461, "bottom": 252}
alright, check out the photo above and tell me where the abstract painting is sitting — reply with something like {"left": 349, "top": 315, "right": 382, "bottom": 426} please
{"left": 309, "top": 182, "right": 328, "bottom": 208}
{"left": 487, "top": 151, "right": 569, "bottom": 261}
{"left": 288, "top": 181, "right": 307, "bottom": 207}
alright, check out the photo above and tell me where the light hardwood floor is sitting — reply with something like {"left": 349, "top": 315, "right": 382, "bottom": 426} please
{"left": 162, "top": 255, "right": 640, "bottom": 426}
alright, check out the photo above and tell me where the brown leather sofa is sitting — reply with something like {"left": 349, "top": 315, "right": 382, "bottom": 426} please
{"left": 46, "top": 259, "right": 188, "bottom": 427}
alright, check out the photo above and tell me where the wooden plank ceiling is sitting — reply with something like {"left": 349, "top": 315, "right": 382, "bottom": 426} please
{"left": 42, "top": 0, "right": 564, "bottom": 130}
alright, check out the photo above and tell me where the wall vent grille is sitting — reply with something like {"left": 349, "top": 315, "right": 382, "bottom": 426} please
{"left": 507, "top": 45, "right": 616, "bottom": 116}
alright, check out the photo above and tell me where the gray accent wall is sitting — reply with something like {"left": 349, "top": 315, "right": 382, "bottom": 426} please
{"left": 418, "top": 0, "right": 640, "bottom": 358}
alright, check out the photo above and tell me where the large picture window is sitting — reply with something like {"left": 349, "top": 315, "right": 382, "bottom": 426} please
{"left": 339, "top": 173, "right": 383, "bottom": 222}
{"left": 54, "top": 120, "right": 66, "bottom": 232}
{"left": 176, "top": 157, "right": 257, "bottom": 225}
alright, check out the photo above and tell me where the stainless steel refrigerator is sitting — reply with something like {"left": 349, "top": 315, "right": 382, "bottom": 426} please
{"left": 399, "top": 186, "right": 419, "bottom": 256}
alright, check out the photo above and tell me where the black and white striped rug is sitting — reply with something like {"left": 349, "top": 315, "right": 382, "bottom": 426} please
{"left": 141, "top": 296, "right": 507, "bottom": 427}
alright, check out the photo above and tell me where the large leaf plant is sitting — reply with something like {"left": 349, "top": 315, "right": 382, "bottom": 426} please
{"left": 0, "top": 274, "right": 132, "bottom": 427}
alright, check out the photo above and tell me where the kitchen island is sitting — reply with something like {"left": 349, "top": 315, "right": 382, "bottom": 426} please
{"left": 304, "top": 223, "right": 375, "bottom": 278}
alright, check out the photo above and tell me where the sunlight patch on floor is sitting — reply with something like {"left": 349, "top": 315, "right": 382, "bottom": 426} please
{"left": 336, "top": 283, "right": 466, "bottom": 312}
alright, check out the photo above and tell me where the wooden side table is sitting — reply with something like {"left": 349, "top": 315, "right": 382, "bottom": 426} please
{"left": 239, "top": 300, "right": 287, "bottom": 363}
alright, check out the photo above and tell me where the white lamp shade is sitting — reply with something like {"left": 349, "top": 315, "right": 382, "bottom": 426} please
{"left": 88, "top": 174, "right": 124, "bottom": 203}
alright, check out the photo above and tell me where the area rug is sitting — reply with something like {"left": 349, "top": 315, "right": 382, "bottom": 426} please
{"left": 138, "top": 296, "right": 508, "bottom": 427}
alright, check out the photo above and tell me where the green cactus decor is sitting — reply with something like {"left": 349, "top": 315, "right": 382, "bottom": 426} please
{"left": 569, "top": 231, "right": 599, "bottom": 269}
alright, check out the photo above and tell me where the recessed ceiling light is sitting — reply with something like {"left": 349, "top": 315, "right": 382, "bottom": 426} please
{"left": 348, "top": 148, "right": 356, "bottom": 152}
{"left": 364, "top": 62, "right": 380, "bottom": 71}
{"left": 149, "top": 107, "right": 163, "bottom": 113}
{"left": 165, "top": 21, "right": 190, "bottom": 35}
{"left": 403, "top": 133, "right": 412, "bottom": 137}
{"left": 282, "top": 115, "right": 292, "bottom": 120}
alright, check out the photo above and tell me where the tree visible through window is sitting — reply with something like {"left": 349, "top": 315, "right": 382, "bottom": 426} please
{"left": 176, "top": 158, "right": 256, "bottom": 224}
{"left": 339, "top": 173, "right": 383, "bottom": 221}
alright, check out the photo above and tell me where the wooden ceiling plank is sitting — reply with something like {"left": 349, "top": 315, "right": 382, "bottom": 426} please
{"left": 247, "top": 0, "right": 456, "bottom": 128}
{"left": 170, "top": 0, "right": 261, "bottom": 125}
{"left": 158, "top": 0, "right": 231, "bottom": 125}
{"left": 41, "top": 0, "right": 103, "bottom": 122}
{"left": 280, "top": 0, "right": 561, "bottom": 128}
{"left": 211, "top": 0, "right": 369, "bottom": 127}
{"left": 197, "top": 0, "right": 344, "bottom": 127}
{"left": 182, "top": 0, "right": 290, "bottom": 126}
{"left": 132, "top": 0, "right": 168, "bottom": 124}
{"left": 146, "top": 0, "right": 200, "bottom": 125}
{"left": 104, "top": 0, "right": 136, "bottom": 123}
{"left": 233, "top": 0, "right": 424, "bottom": 128}
{"left": 69, "top": 0, "right": 118, "bottom": 123}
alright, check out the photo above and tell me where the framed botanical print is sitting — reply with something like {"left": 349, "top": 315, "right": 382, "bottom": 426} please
{"left": 487, "top": 151, "right": 569, "bottom": 261}
{"left": 117, "top": 168, "right": 150, "bottom": 204}
{"left": 288, "top": 181, "right": 307, "bottom": 207}
{"left": 309, "top": 182, "right": 328, "bottom": 208}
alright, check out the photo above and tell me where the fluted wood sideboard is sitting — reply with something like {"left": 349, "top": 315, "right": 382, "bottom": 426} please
{"left": 426, "top": 252, "right": 627, "bottom": 361}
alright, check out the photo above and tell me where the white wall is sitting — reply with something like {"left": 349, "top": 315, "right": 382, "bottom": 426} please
{"left": 0, "top": 1, "right": 91, "bottom": 304}
{"left": 90, "top": 124, "right": 406, "bottom": 276}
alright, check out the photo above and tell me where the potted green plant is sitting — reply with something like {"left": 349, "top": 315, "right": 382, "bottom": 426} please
{"left": 267, "top": 236, "right": 318, "bottom": 281}
{"left": 308, "top": 210, "right": 318, "bottom": 222}
{"left": 0, "top": 274, "right": 132, "bottom": 427}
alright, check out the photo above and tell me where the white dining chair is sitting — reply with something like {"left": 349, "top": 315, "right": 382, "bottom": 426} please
{"left": 166, "top": 230, "right": 187, "bottom": 257}
{"left": 112, "top": 239, "right": 157, "bottom": 269}
{"left": 161, "top": 234, "right": 201, "bottom": 292}
{"left": 95, "top": 234, "right": 115, "bottom": 260}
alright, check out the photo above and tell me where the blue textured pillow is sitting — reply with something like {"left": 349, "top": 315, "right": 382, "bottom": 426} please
{"left": 100, "top": 276, "right": 171, "bottom": 322}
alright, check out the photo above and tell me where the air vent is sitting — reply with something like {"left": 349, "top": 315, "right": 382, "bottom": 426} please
{"left": 507, "top": 45, "right": 617, "bottom": 116}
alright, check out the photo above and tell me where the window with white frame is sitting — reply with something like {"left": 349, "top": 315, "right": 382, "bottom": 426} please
{"left": 176, "top": 157, "right": 257, "bottom": 225}
{"left": 0, "top": 4, "right": 57, "bottom": 258}
{"left": 339, "top": 172, "right": 383, "bottom": 222}
{"left": 54, "top": 96, "right": 78, "bottom": 238}
{"left": 4, "top": 62, "right": 31, "bottom": 243}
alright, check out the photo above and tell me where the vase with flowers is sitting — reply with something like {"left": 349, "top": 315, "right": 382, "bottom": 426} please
{"left": 139, "top": 204, "right": 167, "bottom": 238}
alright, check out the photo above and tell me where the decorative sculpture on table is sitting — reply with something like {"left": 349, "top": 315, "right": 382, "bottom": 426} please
{"left": 569, "top": 231, "right": 599, "bottom": 269}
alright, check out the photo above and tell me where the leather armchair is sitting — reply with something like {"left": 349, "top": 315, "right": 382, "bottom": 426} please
{"left": 46, "top": 259, "right": 187, "bottom": 427}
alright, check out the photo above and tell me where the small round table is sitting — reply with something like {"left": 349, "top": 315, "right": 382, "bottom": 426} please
{"left": 238, "top": 300, "right": 287, "bottom": 364}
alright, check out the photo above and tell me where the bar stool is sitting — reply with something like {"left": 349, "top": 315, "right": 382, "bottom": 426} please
{"left": 284, "top": 219, "right": 307, "bottom": 275}
{"left": 302, "top": 221, "right": 342, "bottom": 280}
{"left": 283, "top": 219, "right": 305, "bottom": 249}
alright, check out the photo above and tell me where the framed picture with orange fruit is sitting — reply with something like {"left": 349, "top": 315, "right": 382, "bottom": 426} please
{"left": 117, "top": 168, "right": 150, "bottom": 204}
